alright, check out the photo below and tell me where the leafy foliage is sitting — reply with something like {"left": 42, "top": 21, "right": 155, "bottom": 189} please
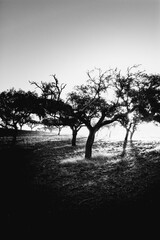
{"left": 0, "top": 88, "right": 38, "bottom": 130}
{"left": 138, "top": 74, "right": 160, "bottom": 123}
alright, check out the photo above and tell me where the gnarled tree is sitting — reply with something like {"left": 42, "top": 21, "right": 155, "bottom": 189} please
{"left": 68, "top": 68, "right": 125, "bottom": 159}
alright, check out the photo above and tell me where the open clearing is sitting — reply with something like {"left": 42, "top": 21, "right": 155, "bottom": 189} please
{"left": 2, "top": 131, "right": 160, "bottom": 235}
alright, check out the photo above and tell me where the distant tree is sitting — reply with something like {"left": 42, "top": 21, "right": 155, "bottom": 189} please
{"left": 42, "top": 119, "right": 56, "bottom": 132}
{"left": 42, "top": 117, "right": 63, "bottom": 135}
{"left": 0, "top": 88, "right": 38, "bottom": 142}
{"left": 65, "top": 94, "right": 85, "bottom": 146}
{"left": 42, "top": 113, "right": 84, "bottom": 145}
{"left": 26, "top": 118, "right": 40, "bottom": 130}
{"left": 98, "top": 121, "right": 117, "bottom": 140}
{"left": 58, "top": 126, "right": 63, "bottom": 135}
{"left": 117, "top": 111, "right": 143, "bottom": 155}
{"left": 59, "top": 115, "right": 84, "bottom": 146}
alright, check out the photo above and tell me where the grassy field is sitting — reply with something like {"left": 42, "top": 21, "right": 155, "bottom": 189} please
{"left": 2, "top": 130, "right": 160, "bottom": 236}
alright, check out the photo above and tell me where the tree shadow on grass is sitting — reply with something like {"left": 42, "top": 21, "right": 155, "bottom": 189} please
{"left": 60, "top": 143, "right": 160, "bottom": 210}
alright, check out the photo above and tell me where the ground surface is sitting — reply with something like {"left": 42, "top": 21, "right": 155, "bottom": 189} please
{"left": 2, "top": 130, "right": 160, "bottom": 236}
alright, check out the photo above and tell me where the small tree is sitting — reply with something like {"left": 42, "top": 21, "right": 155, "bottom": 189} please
{"left": 26, "top": 118, "right": 41, "bottom": 131}
{"left": 98, "top": 121, "right": 117, "bottom": 140}
{"left": 60, "top": 115, "right": 84, "bottom": 146}
{"left": 42, "top": 117, "right": 64, "bottom": 135}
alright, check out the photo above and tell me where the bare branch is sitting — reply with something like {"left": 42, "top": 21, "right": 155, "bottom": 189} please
{"left": 29, "top": 81, "right": 44, "bottom": 92}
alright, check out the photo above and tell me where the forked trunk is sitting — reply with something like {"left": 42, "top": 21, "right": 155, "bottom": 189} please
{"left": 85, "top": 130, "right": 96, "bottom": 159}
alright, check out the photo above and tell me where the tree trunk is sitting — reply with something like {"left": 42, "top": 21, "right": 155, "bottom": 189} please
{"left": 72, "top": 129, "right": 77, "bottom": 146}
{"left": 130, "top": 124, "right": 136, "bottom": 142}
{"left": 130, "top": 130, "right": 134, "bottom": 142}
{"left": 85, "top": 129, "right": 96, "bottom": 159}
{"left": 121, "top": 128, "right": 130, "bottom": 157}
{"left": 58, "top": 126, "right": 62, "bottom": 135}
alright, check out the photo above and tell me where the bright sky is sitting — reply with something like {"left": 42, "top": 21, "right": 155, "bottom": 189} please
{"left": 0, "top": 0, "right": 160, "bottom": 95}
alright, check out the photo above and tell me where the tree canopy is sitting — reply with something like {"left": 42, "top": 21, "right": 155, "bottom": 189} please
{"left": 1, "top": 66, "right": 160, "bottom": 157}
{"left": 138, "top": 74, "right": 160, "bottom": 123}
{"left": 0, "top": 88, "right": 38, "bottom": 130}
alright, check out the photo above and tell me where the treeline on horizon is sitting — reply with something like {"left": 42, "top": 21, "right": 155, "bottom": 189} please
{"left": 0, "top": 65, "right": 160, "bottom": 158}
